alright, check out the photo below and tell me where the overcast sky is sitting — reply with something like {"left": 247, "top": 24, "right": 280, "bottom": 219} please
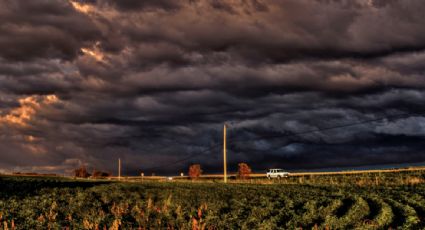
{"left": 0, "top": 0, "right": 424, "bottom": 175}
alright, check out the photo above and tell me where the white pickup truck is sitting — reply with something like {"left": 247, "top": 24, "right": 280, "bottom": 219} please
{"left": 267, "top": 169, "right": 290, "bottom": 179}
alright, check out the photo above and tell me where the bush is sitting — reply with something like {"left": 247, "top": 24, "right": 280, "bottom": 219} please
{"left": 91, "top": 170, "right": 111, "bottom": 178}
{"left": 238, "top": 163, "right": 252, "bottom": 179}
{"left": 189, "top": 164, "right": 202, "bottom": 180}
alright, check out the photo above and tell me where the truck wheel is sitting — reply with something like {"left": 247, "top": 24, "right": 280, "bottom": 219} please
{"left": 267, "top": 176, "right": 271, "bottom": 179}
{"left": 277, "top": 175, "right": 281, "bottom": 179}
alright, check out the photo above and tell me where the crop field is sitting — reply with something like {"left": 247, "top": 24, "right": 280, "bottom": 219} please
{"left": 0, "top": 170, "right": 424, "bottom": 229}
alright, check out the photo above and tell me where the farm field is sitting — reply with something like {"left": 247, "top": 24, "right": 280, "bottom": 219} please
{"left": 0, "top": 170, "right": 424, "bottom": 229}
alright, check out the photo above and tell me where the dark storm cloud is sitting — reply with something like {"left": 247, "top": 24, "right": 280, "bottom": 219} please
{"left": 0, "top": 0, "right": 100, "bottom": 61}
{"left": 102, "top": 0, "right": 425, "bottom": 66}
{"left": 0, "top": 0, "right": 424, "bottom": 175}
{"left": 100, "top": 0, "right": 182, "bottom": 11}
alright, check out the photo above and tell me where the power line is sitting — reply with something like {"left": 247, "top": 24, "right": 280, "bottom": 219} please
{"left": 142, "top": 110, "right": 424, "bottom": 172}
{"left": 229, "top": 110, "right": 424, "bottom": 144}
{"left": 142, "top": 144, "right": 222, "bottom": 171}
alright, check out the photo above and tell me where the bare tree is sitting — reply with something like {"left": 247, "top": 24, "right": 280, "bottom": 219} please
{"left": 74, "top": 166, "right": 90, "bottom": 178}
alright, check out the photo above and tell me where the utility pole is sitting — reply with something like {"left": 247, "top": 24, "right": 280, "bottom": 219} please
{"left": 223, "top": 124, "right": 227, "bottom": 183}
{"left": 118, "top": 158, "right": 121, "bottom": 181}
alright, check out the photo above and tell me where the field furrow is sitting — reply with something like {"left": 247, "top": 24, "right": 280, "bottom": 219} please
{"left": 359, "top": 196, "right": 393, "bottom": 229}
{"left": 324, "top": 196, "right": 370, "bottom": 229}
{"left": 398, "top": 192, "right": 425, "bottom": 229}
{"left": 0, "top": 172, "right": 424, "bottom": 228}
{"left": 386, "top": 198, "right": 420, "bottom": 229}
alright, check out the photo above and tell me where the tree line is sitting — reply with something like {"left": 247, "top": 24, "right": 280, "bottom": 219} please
{"left": 73, "top": 162, "right": 252, "bottom": 179}
{"left": 188, "top": 163, "right": 252, "bottom": 180}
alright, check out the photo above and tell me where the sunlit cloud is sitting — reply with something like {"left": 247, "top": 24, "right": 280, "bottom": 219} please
{"left": 0, "top": 95, "right": 59, "bottom": 127}
{"left": 22, "top": 144, "right": 47, "bottom": 155}
{"left": 69, "top": 1, "right": 94, "bottom": 14}
{"left": 80, "top": 42, "right": 106, "bottom": 63}
{"left": 25, "top": 135, "right": 36, "bottom": 142}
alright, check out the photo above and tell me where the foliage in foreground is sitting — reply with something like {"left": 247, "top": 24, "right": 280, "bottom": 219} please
{"left": 0, "top": 172, "right": 423, "bottom": 229}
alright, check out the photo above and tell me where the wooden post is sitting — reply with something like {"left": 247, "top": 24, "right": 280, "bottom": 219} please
{"left": 223, "top": 124, "right": 227, "bottom": 183}
{"left": 118, "top": 158, "right": 121, "bottom": 180}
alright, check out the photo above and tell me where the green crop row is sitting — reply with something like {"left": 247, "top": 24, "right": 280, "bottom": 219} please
{"left": 0, "top": 175, "right": 423, "bottom": 229}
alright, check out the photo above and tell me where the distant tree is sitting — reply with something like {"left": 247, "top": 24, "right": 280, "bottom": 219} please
{"left": 92, "top": 169, "right": 111, "bottom": 178}
{"left": 189, "top": 164, "right": 202, "bottom": 180}
{"left": 238, "top": 163, "right": 252, "bottom": 179}
{"left": 74, "top": 166, "right": 90, "bottom": 178}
